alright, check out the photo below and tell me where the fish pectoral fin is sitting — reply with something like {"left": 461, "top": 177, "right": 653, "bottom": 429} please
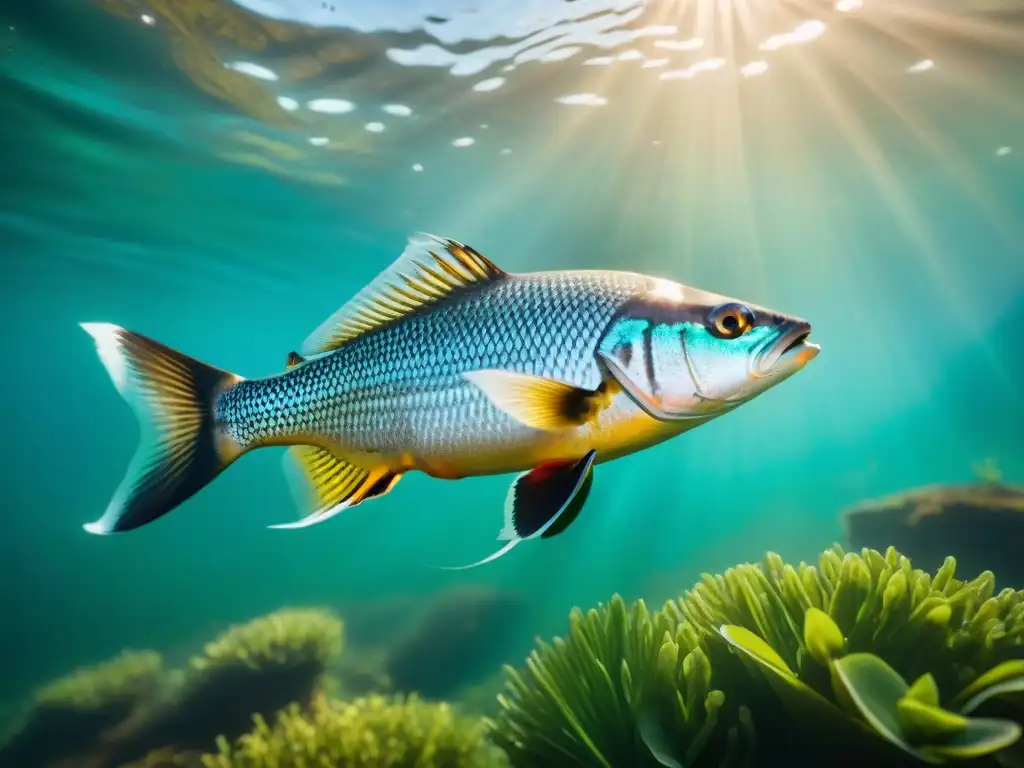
{"left": 463, "top": 370, "right": 612, "bottom": 431}
{"left": 431, "top": 451, "right": 597, "bottom": 571}
{"left": 271, "top": 446, "right": 398, "bottom": 530}
{"left": 285, "top": 351, "right": 306, "bottom": 369}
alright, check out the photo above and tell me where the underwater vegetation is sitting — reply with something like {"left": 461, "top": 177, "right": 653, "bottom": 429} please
{"left": 0, "top": 608, "right": 343, "bottom": 768}
{"left": 200, "top": 694, "right": 506, "bottom": 768}
{"left": 844, "top": 478, "right": 1024, "bottom": 588}
{"left": 0, "top": 651, "right": 163, "bottom": 767}
{"left": 124, "top": 608, "right": 344, "bottom": 757}
{"left": 495, "top": 545, "right": 1024, "bottom": 767}
{"left": 9, "top": 547, "right": 1024, "bottom": 768}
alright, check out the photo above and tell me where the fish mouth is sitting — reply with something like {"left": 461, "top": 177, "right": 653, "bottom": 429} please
{"left": 758, "top": 322, "right": 819, "bottom": 375}
{"left": 781, "top": 329, "right": 811, "bottom": 355}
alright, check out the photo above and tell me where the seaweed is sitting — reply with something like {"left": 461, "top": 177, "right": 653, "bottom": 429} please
{"left": 14, "top": 548, "right": 1024, "bottom": 768}
{"left": 493, "top": 594, "right": 755, "bottom": 767}
{"left": 120, "top": 608, "right": 343, "bottom": 759}
{"left": 198, "top": 693, "right": 507, "bottom": 767}
{"left": 496, "top": 546, "right": 1024, "bottom": 767}
{"left": 0, "top": 650, "right": 163, "bottom": 768}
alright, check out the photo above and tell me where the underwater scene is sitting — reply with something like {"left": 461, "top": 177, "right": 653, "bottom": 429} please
{"left": 2, "top": 0, "right": 1024, "bottom": 765}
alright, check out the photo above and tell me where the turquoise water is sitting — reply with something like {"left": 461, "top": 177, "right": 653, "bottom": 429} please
{"left": 1, "top": 0, "right": 1022, "bottom": 746}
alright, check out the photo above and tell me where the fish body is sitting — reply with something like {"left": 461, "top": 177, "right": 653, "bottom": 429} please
{"left": 81, "top": 233, "right": 819, "bottom": 567}
{"left": 218, "top": 269, "right": 682, "bottom": 477}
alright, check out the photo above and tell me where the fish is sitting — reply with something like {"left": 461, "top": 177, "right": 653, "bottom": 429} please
{"left": 80, "top": 232, "right": 819, "bottom": 568}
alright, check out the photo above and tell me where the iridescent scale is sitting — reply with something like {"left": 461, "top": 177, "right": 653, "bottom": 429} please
{"left": 215, "top": 270, "right": 646, "bottom": 463}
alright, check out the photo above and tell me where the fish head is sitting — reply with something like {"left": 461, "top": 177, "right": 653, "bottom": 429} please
{"left": 597, "top": 276, "right": 819, "bottom": 421}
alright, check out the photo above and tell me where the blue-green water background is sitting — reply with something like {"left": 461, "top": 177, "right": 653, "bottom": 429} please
{"left": 1, "top": 0, "right": 1022, "bottom": 713}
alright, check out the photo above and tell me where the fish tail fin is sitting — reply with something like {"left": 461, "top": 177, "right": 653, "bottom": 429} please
{"left": 79, "top": 322, "right": 245, "bottom": 534}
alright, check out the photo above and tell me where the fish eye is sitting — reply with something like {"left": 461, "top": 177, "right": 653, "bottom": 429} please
{"left": 708, "top": 303, "right": 754, "bottom": 339}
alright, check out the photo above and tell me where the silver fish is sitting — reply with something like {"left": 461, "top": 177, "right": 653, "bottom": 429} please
{"left": 81, "top": 232, "right": 819, "bottom": 567}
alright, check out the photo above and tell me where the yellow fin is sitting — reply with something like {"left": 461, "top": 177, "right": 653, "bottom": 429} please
{"left": 273, "top": 446, "right": 399, "bottom": 529}
{"left": 463, "top": 370, "right": 609, "bottom": 431}
{"left": 285, "top": 351, "right": 305, "bottom": 369}
{"left": 300, "top": 233, "right": 507, "bottom": 356}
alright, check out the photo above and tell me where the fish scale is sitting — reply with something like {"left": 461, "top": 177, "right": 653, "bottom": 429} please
{"left": 80, "top": 230, "right": 816, "bottom": 557}
{"left": 215, "top": 270, "right": 645, "bottom": 465}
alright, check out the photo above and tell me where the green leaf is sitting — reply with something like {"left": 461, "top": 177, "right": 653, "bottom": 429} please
{"left": 804, "top": 607, "right": 846, "bottom": 665}
{"left": 830, "top": 653, "right": 933, "bottom": 761}
{"left": 897, "top": 697, "right": 967, "bottom": 745}
{"left": 718, "top": 625, "right": 794, "bottom": 677}
{"left": 953, "top": 660, "right": 1024, "bottom": 714}
{"left": 920, "top": 718, "right": 1023, "bottom": 762}
{"left": 830, "top": 655, "right": 1021, "bottom": 763}
{"left": 905, "top": 674, "right": 940, "bottom": 708}
{"left": 637, "top": 707, "right": 686, "bottom": 768}
{"left": 880, "top": 570, "right": 908, "bottom": 625}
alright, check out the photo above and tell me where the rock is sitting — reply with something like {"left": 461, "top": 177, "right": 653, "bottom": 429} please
{"left": 843, "top": 482, "right": 1024, "bottom": 588}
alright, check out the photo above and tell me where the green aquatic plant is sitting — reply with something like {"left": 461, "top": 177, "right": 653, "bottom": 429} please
{"left": 972, "top": 458, "right": 1003, "bottom": 485}
{"left": 0, "top": 650, "right": 164, "bottom": 767}
{"left": 32, "top": 649, "right": 164, "bottom": 711}
{"left": 126, "top": 746, "right": 207, "bottom": 767}
{"left": 167, "top": 608, "right": 341, "bottom": 735}
{"left": 497, "top": 547, "right": 1024, "bottom": 767}
{"left": 116, "top": 608, "right": 344, "bottom": 761}
{"left": 189, "top": 607, "right": 343, "bottom": 676}
{"left": 674, "top": 546, "right": 1024, "bottom": 700}
{"left": 493, "top": 594, "right": 755, "bottom": 768}
{"left": 200, "top": 693, "right": 506, "bottom": 767}
{"left": 675, "top": 546, "right": 1024, "bottom": 765}
{"left": 455, "top": 670, "right": 508, "bottom": 718}
{"left": 720, "top": 613, "right": 1021, "bottom": 764}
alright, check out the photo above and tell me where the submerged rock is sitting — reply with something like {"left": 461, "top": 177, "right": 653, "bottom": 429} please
{"left": 842, "top": 482, "right": 1024, "bottom": 588}
{"left": 382, "top": 587, "right": 525, "bottom": 701}
{"left": 117, "top": 608, "right": 343, "bottom": 761}
{"left": 336, "top": 587, "right": 528, "bottom": 701}
{"left": 0, "top": 650, "right": 164, "bottom": 768}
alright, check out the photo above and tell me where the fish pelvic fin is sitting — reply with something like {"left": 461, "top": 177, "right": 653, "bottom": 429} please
{"left": 503, "top": 450, "right": 597, "bottom": 540}
{"left": 80, "top": 323, "right": 245, "bottom": 535}
{"left": 463, "top": 370, "right": 618, "bottom": 431}
{"left": 272, "top": 446, "right": 401, "bottom": 530}
{"left": 300, "top": 233, "right": 508, "bottom": 357}
{"left": 432, "top": 450, "right": 597, "bottom": 571}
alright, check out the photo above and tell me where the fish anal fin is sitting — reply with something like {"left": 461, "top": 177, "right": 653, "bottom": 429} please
{"left": 300, "top": 233, "right": 507, "bottom": 357}
{"left": 285, "top": 351, "right": 306, "bottom": 369}
{"left": 464, "top": 370, "right": 614, "bottom": 431}
{"left": 275, "top": 446, "right": 395, "bottom": 529}
{"left": 505, "top": 450, "right": 597, "bottom": 540}
{"left": 362, "top": 471, "right": 403, "bottom": 501}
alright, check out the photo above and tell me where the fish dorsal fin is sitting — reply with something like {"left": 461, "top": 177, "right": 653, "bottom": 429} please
{"left": 300, "top": 233, "right": 507, "bottom": 357}
{"left": 285, "top": 351, "right": 305, "bottom": 369}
